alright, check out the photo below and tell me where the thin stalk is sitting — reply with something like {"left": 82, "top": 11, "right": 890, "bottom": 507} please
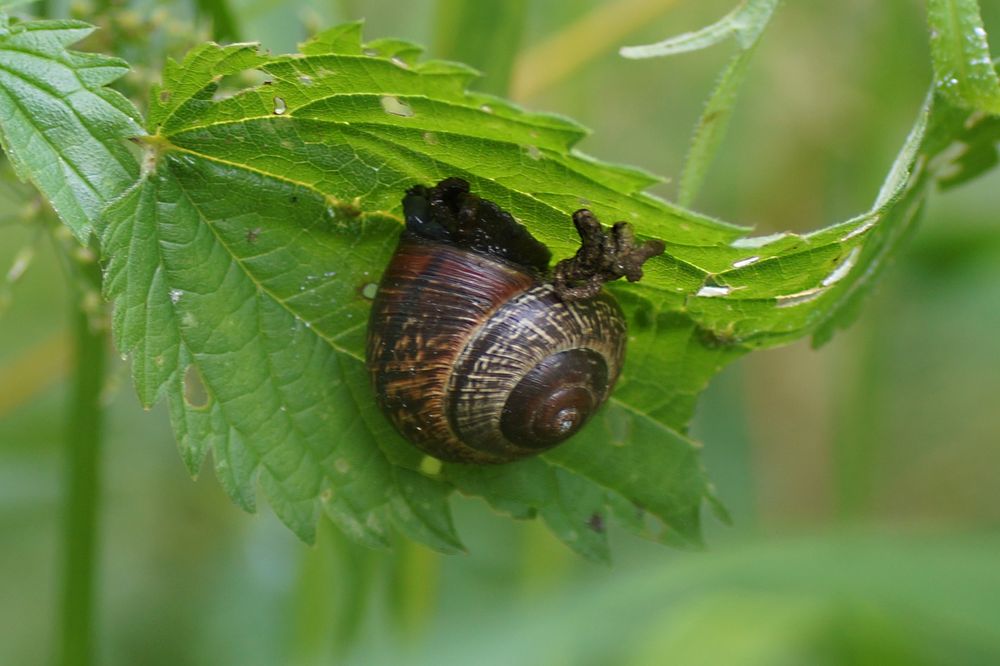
{"left": 432, "top": 0, "right": 528, "bottom": 96}
{"left": 388, "top": 538, "right": 440, "bottom": 643}
{"left": 194, "top": 0, "right": 241, "bottom": 42}
{"left": 288, "top": 520, "right": 381, "bottom": 664}
{"left": 57, "top": 240, "right": 107, "bottom": 666}
{"left": 832, "top": 317, "right": 881, "bottom": 522}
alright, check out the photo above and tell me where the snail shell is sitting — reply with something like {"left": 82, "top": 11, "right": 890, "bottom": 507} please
{"left": 365, "top": 178, "right": 662, "bottom": 464}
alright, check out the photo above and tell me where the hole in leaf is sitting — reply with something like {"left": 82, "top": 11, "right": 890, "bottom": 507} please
{"left": 587, "top": 513, "right": 605, "bottom": 533}
{"left": 419, "top": 456, "right": 442, "bottom": 476}
{"left": 604, "top": 406, "right": 633, "bottom": 446}
{"left": 380, "top": 95, "right": 414, "bottom": 117}
{"left": 183, "top": 365, "right": 210, "bottom": 409}
{"left": 732, "top": 255, "right": 760, "bottom": 269}
{"left": 821, "top": 246, "right": 860, "bottom": 287}
{"left": 695, "top": 284, "right": 731, "bottom": 298}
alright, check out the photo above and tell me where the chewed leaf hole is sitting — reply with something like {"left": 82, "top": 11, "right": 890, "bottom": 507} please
{"left": 183, "top": 365, "right": 210, "bottom": 409}
{"left": 419, "top": 455, "right": 442, "bottom": 476}
{"left": 587, "top": 513, "right": 606, "bottom": 533}
{"left": 380, "top": 95, "right": 414, "bottom": 117}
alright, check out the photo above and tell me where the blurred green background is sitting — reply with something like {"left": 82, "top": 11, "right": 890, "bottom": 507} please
{"left": 2, "top": 0, "right": 1000, "bottom": 664}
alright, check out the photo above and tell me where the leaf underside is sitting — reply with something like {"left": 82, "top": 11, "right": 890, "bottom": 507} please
{"left": 3, "top": 15, "right": 998, "bottom": 560}
{"left": 0, "top": 16, "right": 141, "bottom": 239}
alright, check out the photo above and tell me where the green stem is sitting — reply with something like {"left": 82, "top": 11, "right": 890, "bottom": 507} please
{"left": 194, "top": 0, "right": 241, "bottom": 42}
{"left": 432, "top": 0, "right": 528, "bottom": 96}
{"left": 288, "top": 521, "right": 381, "bottom": 664}
{"left": 58, "top": 251, "right": 106, "bottom": 666}
{"left": 389, "top": 538, "right": 440, "bottom": 643}
{"left": 832, "top": 317, "right": 881, "bottom": 522}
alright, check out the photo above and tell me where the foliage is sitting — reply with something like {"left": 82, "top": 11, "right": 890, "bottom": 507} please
{"left": 0, "top": 2, "right": 998, "bottom": 564}
{"left": 0, "top": 15, "right": 141, "bottom": 240}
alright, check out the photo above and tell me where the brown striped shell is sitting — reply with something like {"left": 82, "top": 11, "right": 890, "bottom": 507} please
{"left": 365, "top": 178, "right": 663, "bottom": 464}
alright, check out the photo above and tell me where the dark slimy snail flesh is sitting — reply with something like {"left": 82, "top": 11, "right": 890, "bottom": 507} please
{"left": 365, "top": 178, "right": 664, "bottom": 464}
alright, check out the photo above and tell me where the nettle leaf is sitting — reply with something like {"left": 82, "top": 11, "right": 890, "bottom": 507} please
{"left": 0, "top": 13, "right": 142, "bottom": 239}
{"left": 94, "top": 22, "right": 996, "bottom": 559}
{"left": 927, "top": 0, "right": 1000, "bottom": 114}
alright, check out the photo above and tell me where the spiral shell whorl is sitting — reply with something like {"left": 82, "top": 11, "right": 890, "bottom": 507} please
{"left": 446, "top": 283, "right": 625, "bottom": 460}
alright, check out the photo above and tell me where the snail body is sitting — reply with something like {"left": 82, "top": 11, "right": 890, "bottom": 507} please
{"left": 366, "top": 178, "right": 663, "bottom": 464}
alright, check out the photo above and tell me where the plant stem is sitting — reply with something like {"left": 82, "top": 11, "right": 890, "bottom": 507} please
{"left": 58, "top": 250, "right": 106, "bottom": 666}
{"left": 832, "top": 317, "right": 881, "bottom": 522}
{"left": 389, "top": 538, "right": 439, "bottom": 643}
{"left": 432, "top": 0, "right": 528, "bottom": 96}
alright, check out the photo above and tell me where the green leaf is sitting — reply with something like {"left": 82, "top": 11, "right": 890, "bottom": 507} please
{"left": 0, "top": 14, "right": 142, "bottom": 240}
{"left": 927, "top": 0, "right": 1000, "bottom": 114}
{"left": 92, "top": 21, "right": 998, "bottom": 558}
{"left": 619, "top": 0, "right": 777, "bottom": 58}
{"left": 620, "top": 0, "right": 780, "bottom": 206}
{"left": 0, "top": 0, "right": 40, "bottom": 11}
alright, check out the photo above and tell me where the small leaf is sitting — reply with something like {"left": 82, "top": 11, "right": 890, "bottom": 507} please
{"left": 619, "top": 0, "right": 778, "bottom": 59}
{"left": 0, "top": 14, "right": 142, "bottom": 240}
{"left": 927, "top": 0, "right": 1000, "bottom": 114}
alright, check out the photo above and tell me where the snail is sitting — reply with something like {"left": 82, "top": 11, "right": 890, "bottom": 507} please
{"left": 365, "top": 178, "right": 664, "bottom": 464}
